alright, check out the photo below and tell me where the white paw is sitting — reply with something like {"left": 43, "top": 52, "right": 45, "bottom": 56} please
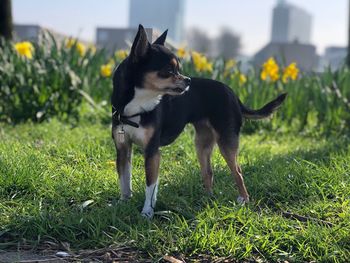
{"left": 237, "top": 196, "right": 249, "bottom": 205}
{"left": 141, "top": 207, "right": 154, "bottom": 219}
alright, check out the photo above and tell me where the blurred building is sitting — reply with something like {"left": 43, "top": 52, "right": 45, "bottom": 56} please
{"left": 13, "top": 24, "right": 41, "bottom": 41}
{"left": 13, "top": 24, "right": 85, "bottom": 45}
{"left": 254, "top": 0, "right": 316, "bottom": 71}
{"left": 129, "top": 0, "right": 185, "bottom": 43}
{"left": 322, "top": 47, "right": 347, "bottom": 70}
{"left": 96, "top": 27, "right": 155, "bottom": 54}
{"left": 271, "top": 0, "right": 312, "bottom": 44}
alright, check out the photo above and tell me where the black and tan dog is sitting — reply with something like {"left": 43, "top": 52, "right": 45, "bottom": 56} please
{"left": 112, "top": 25, "right": 286, "bottom": 218}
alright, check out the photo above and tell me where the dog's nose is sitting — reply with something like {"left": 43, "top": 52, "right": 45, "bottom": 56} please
{"left": 185, "top": 77, "right": 191, "bottom": 86}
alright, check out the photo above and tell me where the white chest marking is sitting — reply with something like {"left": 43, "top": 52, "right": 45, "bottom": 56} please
{"left": 123, "top": 88, "right": 162, "bottom": 117}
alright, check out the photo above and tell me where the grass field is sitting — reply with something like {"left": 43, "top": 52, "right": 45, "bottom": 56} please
{"left": 1, "top": 120, "right": 349, "bottom": 262}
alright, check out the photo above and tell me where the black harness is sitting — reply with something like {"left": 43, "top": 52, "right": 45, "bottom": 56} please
{"left": 112, "top": 105, "right": 140, "bottom": 128}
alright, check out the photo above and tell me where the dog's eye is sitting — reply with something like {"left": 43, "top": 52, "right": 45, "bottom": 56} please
{"left": 158, "top": 70, "right": 175, "bottom": 78}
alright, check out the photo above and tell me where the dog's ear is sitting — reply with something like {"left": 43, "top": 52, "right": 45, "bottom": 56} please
{"left": 153, "top": 29, "right": 168, "bottom": 46}
{"left": 130, "top": 24, "right": 150, "bottom": 63}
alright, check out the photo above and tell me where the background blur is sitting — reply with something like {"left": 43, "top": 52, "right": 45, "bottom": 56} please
{"left": 11, "top": 0, "right": 348, "bottom": 71}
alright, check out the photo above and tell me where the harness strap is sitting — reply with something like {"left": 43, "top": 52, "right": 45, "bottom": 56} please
{"left": 112, "top": 105, "right": 140, "bottom": 128}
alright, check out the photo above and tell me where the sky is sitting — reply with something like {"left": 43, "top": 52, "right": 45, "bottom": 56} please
{"left": 12, "top": 0, "right": 348, "bottom": 56}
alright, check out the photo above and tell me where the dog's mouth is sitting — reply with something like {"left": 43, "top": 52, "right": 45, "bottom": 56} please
{"left": 165, "top": 86, "right": 190, "bottom": 95}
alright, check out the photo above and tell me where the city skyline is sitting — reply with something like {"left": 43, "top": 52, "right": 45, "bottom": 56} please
{"left": 12, "top": 0, "right": 347, "bottom": 56}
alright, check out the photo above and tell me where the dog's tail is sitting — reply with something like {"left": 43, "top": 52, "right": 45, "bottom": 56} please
{"left": 239, "top": 93, "right": 287, "bottom": 120}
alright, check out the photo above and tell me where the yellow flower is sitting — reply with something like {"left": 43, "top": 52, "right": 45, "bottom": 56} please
{"left": 88, "top": 44, "right": 96, "bottom": 54}
{"left": 224, "top": 59, "right": 237, "bottom": 77}
{"left": 261, "top": 57, "right": 280, "bottom": 82}
{"left": 14, "top": 41, "right": 34, "bottom": 59}
{"left": 177, "top": 47, "right": 187, "bottom": 58}
{"left": 239, "top": 73, "right": 247, "bottom": 85}
{"left": 107, "top": 58, "right": 115, "bottom": 66}
{"left": 230, "top": 72, "right": 247, "bottom": 86}
{"left": 115, "top": 50, "right": 128, "bottom": 60}
{"left": 65, "top": 38, "right": 86, "bottom": 57}
{"left": 260, "top": 70, "right": 268, "bottom": 81}
{"left": 191, "top": 51, "right": 213, "bottom": 73}
{"left": 76, "top": 42, "right": 86, "bottom": 56}
{"left": 65, "top": 39, "right": 75, "bottom": 49}
{"left": 100, "top": 63, "right": 113, "bottom": 77}
{"left": 282, "top": 62, "right": 299, "bottom": 83}
{"left": 225, "top": 59, "right": 236, "bottom": 71}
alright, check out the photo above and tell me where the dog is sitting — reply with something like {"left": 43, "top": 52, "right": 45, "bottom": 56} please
{"left": 111, "top": 25, "right": 286, "bottom": 218}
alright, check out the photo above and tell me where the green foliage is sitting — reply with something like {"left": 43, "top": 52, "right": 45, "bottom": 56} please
{"left": 0, "top": 34, "right": 110, "bottom": 123}
{"left": 180, "top": 56, "right": 350, "bottom": 134}
{"left": 0, "top": 121, "right": 349, "bottom": 262}
{"left": 1, "top": 34, "right": 350, "bottom": 134}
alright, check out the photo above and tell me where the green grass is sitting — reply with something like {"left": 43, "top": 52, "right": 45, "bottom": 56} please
{"left": 1, "top": 121, "right": 350, "bottom": 262}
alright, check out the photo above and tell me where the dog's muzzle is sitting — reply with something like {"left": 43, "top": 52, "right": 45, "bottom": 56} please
{"left": 167, "top": 77, "right": 191, "bottom": 94}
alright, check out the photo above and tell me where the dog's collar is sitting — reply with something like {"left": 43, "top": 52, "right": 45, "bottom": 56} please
{"left": 112, "top": 105, "right": 140, "bottom": 128}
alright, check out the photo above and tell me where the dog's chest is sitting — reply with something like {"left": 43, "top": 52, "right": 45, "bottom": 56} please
{"left": 123, "top": 88, "right": 162, "bottom": 116}
{"left": 116, "top": 116, "right": 153, "bottom": 147}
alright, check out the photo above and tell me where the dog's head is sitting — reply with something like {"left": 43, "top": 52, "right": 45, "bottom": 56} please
{"left": 121, "top": 25, "right": 191, "bottom": 96}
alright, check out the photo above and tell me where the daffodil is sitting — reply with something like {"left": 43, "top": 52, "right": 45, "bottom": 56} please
{"left": 115, "top": 50, "right": 128, "bottom": 60}
{"left": 14, "top": 41, "right": 34, "bottom": 59}
{"left": 282, "top": 62, "right": 299, "bottom": 83}
{"left": 239, "top": 73, "right": 247, "bottom": 85}
{"left": 230, "top": 72, "right": 247, "bottom": 86}
{"left": 191, "top": 51, "right": 213, "bottom": 73}
{"left": 76, "top": 42, "right": 86, "bottom": 56}
{"left": 65, "top": 38, "right": 86, "bottom": 57}
{"left": 88, "top": 44, "right": 97, "bottom": 54}
{"left": 65, "top": 39, "right": 75, "bottom": 49}
{"left": 261, "top": 57, "right": 280, "bottom": 82}
{"left": 225, "top": 59, "right": 236, "bottom": 71}
{"left": 224, "top": 59, "right": 237, "bottom": 77}
{"left": 177, "top": 47, "right": 187, "bottom": 59}
{"left": 100, "top": 63, "right": 113, "bottom": 78}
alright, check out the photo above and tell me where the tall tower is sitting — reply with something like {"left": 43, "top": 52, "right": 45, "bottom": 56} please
{"left": 129, "top": 0, "right": 185, "bottom": 43}
{"left": 271, "top": 0, "right": 312, "bottom": 44}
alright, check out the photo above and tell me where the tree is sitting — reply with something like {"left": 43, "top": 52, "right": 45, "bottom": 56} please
{"left": 216, "top": 28, "right": 241, "bottom": 59}
{"left": 0, "top": 0, "right": 13, "bottom": 40}
{"left": 186, "top": 28, "right": 212, "bottom": 55}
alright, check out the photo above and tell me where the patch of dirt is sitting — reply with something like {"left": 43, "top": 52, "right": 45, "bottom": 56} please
{"left": 0, "top": 241, "right": 255, "bottom": 262}
{"left": 0, "top": 245, "right": 153, "bottom": 263}
{"left": 0, "top": 251, "right": 65, "bottom": 263}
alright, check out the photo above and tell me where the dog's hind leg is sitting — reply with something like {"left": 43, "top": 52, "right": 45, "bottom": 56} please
{"left": 194, "top": 121, "right": 216, "bottom": 194}
{"left": 141, "top": 150, "right": 160, "bottom": 218}
{"left": 113, "top": 128, "right": 133, "bottom": 200}
{"left": 217, "top": 136, "right": 249, "bottom": 203}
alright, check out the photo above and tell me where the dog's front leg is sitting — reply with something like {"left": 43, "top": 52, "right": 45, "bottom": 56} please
{"left": 113, "top": 127, "right": 133, "bottom": 200}
{"left": 141, "top": 150, "right": 160, "bottom": 219}
{"left": 116, "top": 142, "right": 133, "bottom": 200}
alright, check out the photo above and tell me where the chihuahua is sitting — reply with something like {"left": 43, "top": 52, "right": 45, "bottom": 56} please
{"left": 111, "top": 25, "right": 286, "bottom": 218}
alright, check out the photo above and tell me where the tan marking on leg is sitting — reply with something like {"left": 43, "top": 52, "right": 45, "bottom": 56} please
{"left": 142, "top": 126, "right": 155, "bottom": 148}
{"left": 194, "top": 120, "right": 216, "bottom": 194}
{"left": 145, "top": 151, "right": 160, "bottom": 186}
{"left": 218, "top": 138, "right": 249, "bottom": 202}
